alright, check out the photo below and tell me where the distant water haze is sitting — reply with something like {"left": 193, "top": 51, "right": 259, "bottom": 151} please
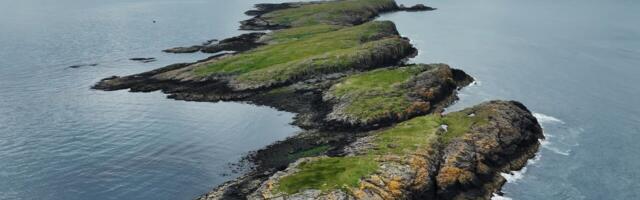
{"left": 1, "top": 0, "right": 639, "bottom": 199}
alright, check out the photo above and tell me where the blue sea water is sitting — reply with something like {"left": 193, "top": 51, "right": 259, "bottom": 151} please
{"left": 0, "top": 0, "right": 298, "bottom": 200}
{"left": 1, "top": 0, "right": 639, "bottom": 199}
{"left": 386, "top": 0, "right": 640, "bottom": 199}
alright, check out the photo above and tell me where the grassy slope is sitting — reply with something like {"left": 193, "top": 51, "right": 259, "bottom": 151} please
{"left": 263, "top": 0, "right": 398, "bottom": 27}
{"left": 194, "top": 21, "right": 410, "bottom": 88}
{"left": 327, "top": 65, "right": 429, "bottom": 123}
{"left": 276, "top": 110, "right": 490, "bottom": 194}
{"left": 277, "top": 156, "right": 378, "bottom": 194}
{"left": 187, "top": 0, "right": 414, "bottom": 90}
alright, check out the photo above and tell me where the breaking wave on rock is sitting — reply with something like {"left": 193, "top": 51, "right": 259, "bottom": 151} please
{"left": 533, "top": 112, "right": 565, "bottom": 124}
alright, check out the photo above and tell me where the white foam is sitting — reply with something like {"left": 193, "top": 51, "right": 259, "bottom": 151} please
{"left": 528, "top": 153, "right": 542, "bottom": 165}
{"left": 499, "top": 153, "right": 542, "bottom": 184}
{"left": 540, "top": 139, "right": 550, "bottom": 146}
{"left": 533, "top": 113, "right": 565, "bottom": 124}
{"left": 470, "top": 80, "right": 481, "bottom": 86}
{"left": 543, "top": 145, "right": 571, "bottom": 156}
{"left": 491, "top": 193, "right": 513, "bottom": 200}
{"left": 541, "top": 137, "right": 571, "bottom": 156}
{"left": 501, "top": 166, "right": 528, "bottom": 183}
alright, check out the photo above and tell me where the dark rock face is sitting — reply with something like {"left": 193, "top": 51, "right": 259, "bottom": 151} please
{"left": 129, "top": 57, "right": 156, "bottom": 63}
{"left": 244, "top": 2, "right": 314, "bottom": 16}
{"left": 434, "top": 101, "right": 544, "bottom": 199}
{"left": 240, "top": 18, "right": 290, "bottom": 31}
{"left": 68, "top": 63, "right": 98, "bottom": 69}
{"left": 322, "top": 64, "right": 474, "bottom": 131}
{"left": 91, "top": 1, "right": 543, "bottom": 200}
{"left": 238, "top": 1, "right": 400, "bottom": 30}
{"left": 163, "top": 46, "right": 202, "bottom": 53}
{"left": 163, "top": 33, "right": 266, "bottom": 54}
{"left": 399, "top": 4, "right": 436, "bottom": 11}
{"left": 197, "top": 101, "right": 543, "bottom": 200}
{"left": 196, "top": 129, "right": 365, "bottom": 200}
{"left": 239, "top": 2, "right": 321, "bottom": 30}
{"left": 200, "top": 32, "right": 266, "bottom": 53}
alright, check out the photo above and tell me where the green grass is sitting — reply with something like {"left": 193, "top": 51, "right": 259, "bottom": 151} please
{"left": 263, "top": 0, "right": 397, "bottom": 27}
{"left": 276, "top": 156, "right": 378, "bottom": 194}
{"left": 193, "top": 21, "right": 411, "bottom": 89}
{"left": 234, "top": 37, "right": 410, "bottom": 87}
{"left": 194, "top": 21, "right": 397, "bottom": 76}
{"left": 437, "top": 111, "right": 489, "bottom": 143}
{"left": 372, "top": 115, "right": 440, "bottom": 155}
{"left": 274, "top": 111, "right": 490, "bottom": 194}
{"left": 189, "top": 1, "right": 412, "bottom": 89}
{"left": 329, "top": 66, "right": 421, "bottom": 96}
{"left": 267, "top": 24, "right": 343, "bottom": 43}
{"left": 327, "top": 66, "right": 428, "bottom": 122}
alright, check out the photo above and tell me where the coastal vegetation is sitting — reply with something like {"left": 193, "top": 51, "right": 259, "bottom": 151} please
{"left": 275, "top": 112, "right": 481, "bottom": 194}
{"left": 324, "top": 64, "right": 472, "bottom": 127}
{"left": 193, "top": 21, "right": 412, "bottom": 90}
{"left": 260, "top": 0, "right": 398, "bottom": 27}
{"left": 325, "top": 65, "right": 429, "bottom": 124}
{"left": 254, "top": 101, "right": 542, "bottom": 200}
{"left": 277, "top": 156, "right": 378, "bottom": 194}
{"left": 92, "top": 0, "right": 544, "bottom": 199}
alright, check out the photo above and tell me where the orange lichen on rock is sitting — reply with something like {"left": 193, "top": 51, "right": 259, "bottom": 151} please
{"left": 436, "top": 166, "right": 476, "bottom": 187}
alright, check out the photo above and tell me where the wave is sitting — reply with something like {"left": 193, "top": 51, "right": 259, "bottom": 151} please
{"left": 491, "top": 193, "right": 513, "bottom": 200}
{"left": 470, "top": 80, "right": 481, "bottom": 86}
{"left": 528, "top": 150, "right": 542, "bottom": 164}
{"left": 499, "top": 153, "right": 541, "bottom": 185}
{"left": 543, "top": 145, "right": 571, "bottom": 156}
{"left": 501, "top": 166, "right": 528, "bottom": 183}
{"left": 533, "top": 112, "right": 564, "bottom": 124}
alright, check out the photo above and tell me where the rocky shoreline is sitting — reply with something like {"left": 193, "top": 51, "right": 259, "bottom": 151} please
{"left": 93, "top": 0, "right": 544, "bottom": 199}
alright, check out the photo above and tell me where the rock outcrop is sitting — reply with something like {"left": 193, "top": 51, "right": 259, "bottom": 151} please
{"left": 129, "top": 57, "right": 156, "bottom": 63}
{"left": 219, "top": 101, "right": 543, "bottom": 200}
{"left": 323, "top": 64, "right": 472, "bottom": 130}
{"left": 163, "top": 33, "right": 266, "bottom": 54}
{"left": 93, "top": 20, "right": 419, "bottom": 110}
{"left": 398, "top": 4, "right": 436, "bottom": 12}
{"left": 91, "top": 1, "right": 544, "bottom": 200}
{"left": 239, "top": 0, "right": 400, "bottom": 30}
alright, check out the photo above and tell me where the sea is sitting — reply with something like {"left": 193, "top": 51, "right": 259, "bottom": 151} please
{"left": 1, "top": 0, "right": 639, "bottom": 199}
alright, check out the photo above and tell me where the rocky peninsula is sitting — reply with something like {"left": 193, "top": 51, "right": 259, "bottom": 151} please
{"left": 93, "top": 0, "right": 544, "bottom": 199}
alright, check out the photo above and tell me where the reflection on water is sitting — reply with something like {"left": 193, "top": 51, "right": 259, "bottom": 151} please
{"left": 0, "top": 0, "right": 298, "bottom": 200}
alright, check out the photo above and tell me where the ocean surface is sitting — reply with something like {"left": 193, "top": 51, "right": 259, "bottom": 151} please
{"left": 385, "top": 0, "right": 640, "bottom": 199}
{"left": 0, "top": 0, "right": 299, "bottom": 200}
{"left": 0, "top": 0, "right": 638, "bottom": 199}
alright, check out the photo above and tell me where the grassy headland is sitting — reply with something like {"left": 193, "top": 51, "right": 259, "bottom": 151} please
{"left": 194, "top": 21, "right": 412, "bottom": 90}
{"left": 323, "top": 64, "right": 471, "bottom": 128}
{"left": 92, "top": 1, "right": 544, "bottom": 199}
{"left": 261, "top": 0, "right": 398, "bottom": 27}
{"left": 275, "top": 110, "right": 489, "bottom": 194}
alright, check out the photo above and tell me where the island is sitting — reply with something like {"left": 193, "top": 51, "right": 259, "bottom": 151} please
{"left": 93, "top": 0, "right": 544, "bottom": 199}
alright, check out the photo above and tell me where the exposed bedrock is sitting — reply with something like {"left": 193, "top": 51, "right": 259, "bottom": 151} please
{"left": 93, "top": 21, "right": 420, "bottom": 118}
{"left": 163, "top": 33, "right": 266, "bottom": 54}
{"left": 398, "top": 4, "right": 436, "bottom": 12}
{"left": 91, "top": 1, "right": 544, "bottom": 200}
{"left": 200, "top": 101, "right": 543, "bottom": 200}
{"left": 93, "top": 63, "right": 470, "bottom": 131}
{"left": 239, "top": 0, "right": 428, "bottom": 30}
{"left": 321, "top": 64, "right": 473, "bottom": 131}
